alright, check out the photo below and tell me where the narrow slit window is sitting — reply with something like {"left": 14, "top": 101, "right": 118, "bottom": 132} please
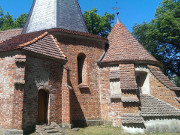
{"left": 77, "top": 53, "right": 87, "bottom": 84}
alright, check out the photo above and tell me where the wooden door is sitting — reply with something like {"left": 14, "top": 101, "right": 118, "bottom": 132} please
{"left": 37, "top": 90, "right": 49, "bottom": 123}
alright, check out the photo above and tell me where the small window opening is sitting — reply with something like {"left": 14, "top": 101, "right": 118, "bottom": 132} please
{"left": 135, "top": 72, "right": 149, "bottom": 95}
{"left": 105, "top": 43, "right": 109, "bottom": 52}
{"left": 77, "top": 53, "right": 87, "bottom": 84}
{"left": 136, "top": 76, "right": 142, "bottom": 97}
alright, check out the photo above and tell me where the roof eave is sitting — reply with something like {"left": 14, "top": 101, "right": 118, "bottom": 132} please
{"left": 100, "top": 60, "right": 163, "bottom": 67}
{"left": 21, "top": 49, "right": 68, "bottom": 64}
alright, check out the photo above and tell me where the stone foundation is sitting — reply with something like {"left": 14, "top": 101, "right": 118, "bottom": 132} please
{"left": 122, "top": 117, "right": 180, "bottom": 134}
{"left": 0, "top": 128, "right": 23, "bottom": 135}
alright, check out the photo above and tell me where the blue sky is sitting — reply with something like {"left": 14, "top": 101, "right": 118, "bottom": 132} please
{"left": 0, "top": 0, "right": 163, "bottom": 32}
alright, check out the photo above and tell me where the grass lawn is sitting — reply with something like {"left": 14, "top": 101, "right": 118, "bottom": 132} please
{"left": 27, "top": 125, "right": 180, "bottom": 135}
{"left": 64, "top": 126, "right": 180, "bottom": 135}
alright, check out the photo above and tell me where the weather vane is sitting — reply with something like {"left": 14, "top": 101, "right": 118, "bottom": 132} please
{"left": 112, "top": 2, "right": 119, "bottom": 16}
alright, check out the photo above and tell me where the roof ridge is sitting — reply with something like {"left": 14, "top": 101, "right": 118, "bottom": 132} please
{"left": 50, "top": 34, "right": 67, "bottom": 59}
{"left": 17, "top": 32, "right": 48, "bottom": 48}
{"left": 48, "top": 28, "right": 107, "bottom": 40}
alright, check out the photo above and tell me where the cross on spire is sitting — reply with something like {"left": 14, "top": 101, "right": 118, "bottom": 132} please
{"left": 112, "top": 2, "right": 119, "bottom": 14}
{"left": 112, "top": 2, "right": 121, "bottom": 24}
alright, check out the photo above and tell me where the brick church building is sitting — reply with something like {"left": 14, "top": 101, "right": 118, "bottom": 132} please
{"left": 0, "top": 0, "right": 180, "bottom": 133}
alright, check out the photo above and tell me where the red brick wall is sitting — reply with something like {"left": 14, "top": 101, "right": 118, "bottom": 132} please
{"left": 0, "top": 53, "right": 16, "bottom": 129}
{"left": 22, "top": 55, "right": 63, "bottom": 130}
{"left": 55, "top": 34, "right": 106, "bottom": 125}
{"left": 62, "top": 68, "right": 71, "bottom": 124}
{"left": 0, "top": 52, "right": 27, "bottom": 130}
{"left": 99, "top": 65, "right": 139, "bottom": 126}
{"left": 12, "top": 86, "right": 24, "bottom": 129}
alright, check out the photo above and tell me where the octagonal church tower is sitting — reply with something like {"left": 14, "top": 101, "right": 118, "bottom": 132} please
{"left": 22, "top": 0, "right": 88, "bottom": 33}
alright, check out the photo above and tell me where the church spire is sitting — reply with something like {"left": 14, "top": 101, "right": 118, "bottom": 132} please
{"left": 116, "top": 11, "right": 121, "bottom": 24}
{"left": 102, "top": 11, "right": 159, "bottom": 65}
{"left": 22, "top": 0, "right": 88, "bottom": 34}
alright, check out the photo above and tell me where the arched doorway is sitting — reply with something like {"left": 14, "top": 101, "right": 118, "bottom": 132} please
{"left": 37, "top": 90, "right": 49, "bottom": 123}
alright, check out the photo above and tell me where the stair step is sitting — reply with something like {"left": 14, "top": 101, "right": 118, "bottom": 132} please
{"left": 43, "top": 126, "right": 54, "bottom": 130}
{"left": 49, "top": 133, "right": 62, "bottom": 135}
{"left": 5, "top": 130, "right": 23, "bottom": 135}
{"left": 45, "top": 129, "right": 59, "bottom": 133}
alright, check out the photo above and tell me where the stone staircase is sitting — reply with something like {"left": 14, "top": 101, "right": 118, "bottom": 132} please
{"left": 36, "top": 123, "right": 63, "bottom": 135}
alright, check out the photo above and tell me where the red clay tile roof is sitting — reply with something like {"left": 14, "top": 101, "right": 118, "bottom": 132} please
{"left": 0, "top": 30, "right": 46, "bottom": 52}
{"left": 109, "top": 70, "right": 120, "bottom": 79}
{"left": 121, "top": 113, "right": 144, "bottom": 124}
{"left": 148, "top": 65, "right": 180, "bottom": 91}
{"left": 121, "top": 97, "right": 139, "bottom": 102}
{"left": 119, "top": 64, "right": 138, "bottom": 90}
{"left": 140, "top": 94, "right": 180, "bottom": 116}
{"left": 0, "top": 29, "right": 22, "bottom": 42}
{"left": 0, "top": 30, "right": 67, "bottom": 60}
{"left": 102, "top": 22, "right": 159, "bottom": 65}
{"left": 23, "top": 34, "right": 67, "bottom": 60}
{"left": 0, "top": 28, "right": 107, "bottom": 52}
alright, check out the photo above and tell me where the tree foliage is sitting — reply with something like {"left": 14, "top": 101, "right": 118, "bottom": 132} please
{"left": 14, "top": 13, "right": 28, "bottom": 29}
{"left": 132, "top": 0, "right": 180, "bottom": 86}
{"left": 0, "top": 6, "right": 28, "bottom": 31}
{"left": 84, "top": 8, "right": 115, "bottom": 37}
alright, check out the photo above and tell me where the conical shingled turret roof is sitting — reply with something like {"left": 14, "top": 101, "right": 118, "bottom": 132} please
{"left": 22, "top": 0, "right": 88, "bottom": 34}
{"left": 102, "top": 18, "right": 159, "bottom": 65}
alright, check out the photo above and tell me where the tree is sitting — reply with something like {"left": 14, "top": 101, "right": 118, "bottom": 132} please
{"left": 0, "top": 7, "right": 4, "bottom": 28}
{"left": 132, "top": 0, "right": 180, "bottom": 86}
{"left": 0, "top": 12, "right": 14, "bottom": 31}
{"left": 84, "top": 8, "right": 115, "bottom": 37}
{"left": 0, "top": 6, "right": 28, "bottom": 31}
{"left": 14, "top": 13, "right": 28, "bottom": 28}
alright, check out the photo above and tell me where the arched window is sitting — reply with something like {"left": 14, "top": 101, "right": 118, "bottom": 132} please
{"left": 77, "top": 53, "right": 87, "bottom": 84}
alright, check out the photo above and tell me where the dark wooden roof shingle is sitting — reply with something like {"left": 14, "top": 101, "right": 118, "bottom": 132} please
{"left": 119, "top": 64, "right": 138, "bottom": 90}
